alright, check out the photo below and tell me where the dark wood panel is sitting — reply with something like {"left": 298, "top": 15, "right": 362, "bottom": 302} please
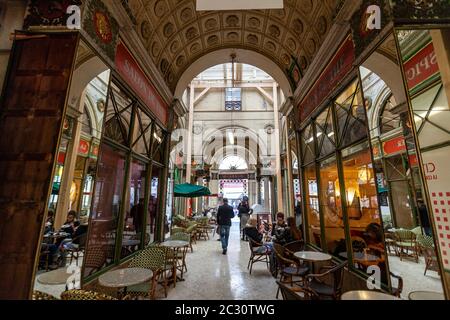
{"left": 0, "top": 32, "right": 78, "bottom": 299}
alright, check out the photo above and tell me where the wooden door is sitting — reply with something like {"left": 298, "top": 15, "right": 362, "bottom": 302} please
{"left": 0, "top": 32, "right": 78, "bottom": 299}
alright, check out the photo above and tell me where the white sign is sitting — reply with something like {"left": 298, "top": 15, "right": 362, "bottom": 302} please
{"left": 196, "top": 0, "right": 283, "bottom": 11}
{"left": 366, "top": 5, "right": 381, "bottom": 30}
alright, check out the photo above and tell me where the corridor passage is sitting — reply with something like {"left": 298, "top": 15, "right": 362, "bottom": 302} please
{"left": 168, "top": 221, "right": 277, "bottom": 300}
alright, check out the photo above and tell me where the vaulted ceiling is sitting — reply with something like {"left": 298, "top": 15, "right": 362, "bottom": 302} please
{"left": 124, "top": 0, "right": 342, "bottom": 92}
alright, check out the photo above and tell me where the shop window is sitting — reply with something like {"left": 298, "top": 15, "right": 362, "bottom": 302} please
{"left": 379, "top": 95, "right": 402, "bottom": 135}
{"left": 104, "top": 82, "right": 134, "bottom": 146}
{"left": 315, "top": 106, "right": 336, "bottom": 159}
{"left": 300, "top": 124, "right": 315, "bottom": 165}
{"left": 335, "top": 81, "right": 368, "bottom": 148}
{"left": 132, "top": 108, "right": 153, "bottom": 159}
{"left": 83, "top": 144, "right": 126, "bottom": 278}
{"left": 303, "top": 164, "right": 321, "bottom": 247}
{"left": 341, "top": 142, "right": 387, "bottom": 284}
{"left": 121, "top": 159, "right": 146, "bottom": 259}
{"left": 319, "top": 156, "right": 344, "bottom": 255}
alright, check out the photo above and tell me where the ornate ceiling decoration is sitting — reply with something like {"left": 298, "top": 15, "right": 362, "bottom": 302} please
{"left": 124, "top": 0, "right": 341, "bottom": 92}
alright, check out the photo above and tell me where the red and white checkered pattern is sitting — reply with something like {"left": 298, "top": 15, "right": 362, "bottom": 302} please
{"left": 431, "top": 191, "right": 450, "bottom": 270}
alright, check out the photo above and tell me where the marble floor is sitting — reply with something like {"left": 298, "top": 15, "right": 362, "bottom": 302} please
{"left": 34, "top": 221, "right": 446, "bottom": 300}
{"left": 387, "top": 254, "right": 444, "bottom": 299}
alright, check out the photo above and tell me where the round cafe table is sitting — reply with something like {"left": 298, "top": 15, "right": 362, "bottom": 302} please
{"left": 341, "top": 290, "right": 402, "bottom": 300}
{"left": 408, "top": 291, "right": 445, "bottom": 300}
{"left": 294, "top": 251, "right": 333, "bottom": 273}
{"left": 294, "top": 251, "right": 333, "bottom": 262}
{"left": 98, "top": 267, "right": 152, "bottom": 297}
{"left": 160, "top": 240, "right": 190, "bottom": 285}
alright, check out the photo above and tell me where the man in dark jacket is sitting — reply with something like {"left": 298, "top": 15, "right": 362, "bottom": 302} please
{"left": 217, "top": 198, "right": 235, "bottom": 255}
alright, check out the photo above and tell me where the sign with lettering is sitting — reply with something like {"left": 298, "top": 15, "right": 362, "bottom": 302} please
{"left": 115, "top": 42, "right": 168, "bottom": 126}
{"left": 350, "top": 0, "right": 391, "bottom": 59}
{"left": 403, "top": 41, "right": 440, "bottom": 93}
{"left": 382, "top": 136, "right": 406, "bottom": 155}
{"left": 299, "top": 36, "right": 355, "bottom": 122}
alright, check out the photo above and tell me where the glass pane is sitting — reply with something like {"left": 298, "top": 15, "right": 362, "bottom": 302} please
{"left": 104, "top": 82, "right": 133, "bottom": 146}
{"left": 335, "top": 81, "right": 368, "bottom": 147}
{"left": 152, "top": 126, "right": 165, "bottom": 164}
{"left": 301, "top": 124, "right": 315, "bottom": 164}
{"left": 342, "top": 144, "right": 388, "bottom": 284}
{"left": 121, "top": 160, "right": 146, "bottom": 259}
{"left": 315, "top": 107, "right": 335, "bottom": 158}
{"left": 319, "top": 156, "right": 345, "bottom": 255}
{"left": 132, "top": 108, "right": 152, "bottom": 158}
{"left": 83, "top": 144, "right": 126, "bottom": 278}
{"left": 304, "top": 164, "right": 320, "bottom": 247}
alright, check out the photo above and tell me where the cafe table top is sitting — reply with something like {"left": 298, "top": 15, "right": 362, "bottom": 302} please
{"left": 408, "top": 291, "right": 445, "bottom": 300}
{"left": 294, "top": 251, "right": 332, "bottom": 262}
{"left": 339, "top": 252, "right": 380, "bottom": 262}
{"left": 160, "top": 240, "right": 190, "bottom": 248}
{"left": 341, "top": 290, "right": 402, "bottom": 300}
{"left": 98, "top": 267, "right": 153, "bottom": 288}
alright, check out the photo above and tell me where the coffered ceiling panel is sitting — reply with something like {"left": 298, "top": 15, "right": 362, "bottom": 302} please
{"left": 124, "top": 0, "right": 342, "bottom": 92}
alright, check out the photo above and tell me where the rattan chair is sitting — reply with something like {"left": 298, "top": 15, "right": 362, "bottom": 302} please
{"left": 417, "top": 234, "right": 440, "bottom": 275}
{"left": 247, "top": 238, "right": 271, "bottom": 274}
{"left": 390, "top": 272, "right": 403, "bottom": 298}
{"left": 276, "top": 281, "right": 313, "bottom": 300}
{"left": 60, "top": 289, "right": 117, "bottom": 300}
{"left": 32, "top": 290, "right": 59, "bottom": 300}
{"left": 301, "top": 261, "right": 348, "bottom": 300}
{"left": 168, "top": 232, "right": 190, "bottom": 277}
{"left": 125, "top": 246, "right": 170, "bottom": 299}
{"left": 394, "top": 229, "right": 419, "bottom": 262}
{"left": 273, "top": 243, "right": 309, "bottom": 299}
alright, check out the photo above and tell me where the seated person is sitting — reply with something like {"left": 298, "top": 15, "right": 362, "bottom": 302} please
{"left": 285, "top": 217, "right": 303, "bottom": 243}
{"left": 58, "top": 220, "right": 88, "bottom": 266}
{"left": 271, "top": 212, "right": 288, "bottom": 244}
{"left": 244, "top": 218, "right": 273, "bottom": 254}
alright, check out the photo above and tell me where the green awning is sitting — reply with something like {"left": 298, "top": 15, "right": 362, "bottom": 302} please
{"left": 174, "top": 183, "right": 211, "bottom": 198}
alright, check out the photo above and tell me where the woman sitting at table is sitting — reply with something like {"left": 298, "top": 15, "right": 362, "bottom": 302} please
{"left": 244, "top": 218, "right": 273, "bottom": 253}
{"left": 284, "top": 217, "right": 303, "bottom": 243}
{"left": 271, "top": 212, "right": 288, "bottom": 244}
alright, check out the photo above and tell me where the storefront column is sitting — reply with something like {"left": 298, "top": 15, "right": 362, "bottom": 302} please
{"left": 273, "top": 83, "right": 284, "bottom": 212}
{"left": 185, "top": 84, "right": 195, "bottom": 215}
{"left": 54, "top": 92, "right": 86, "bottom": 229}
{"left": 431, "top": 29, "right": 450, "bottom": 105}
{"left": 256, "top": 177, "right": 262, "bottom": 205}
{"left": 284, "top": 116, "right": 295, "bottom": 217}
{"left": 263, "top": 177, "right": 270, "bottom": 211}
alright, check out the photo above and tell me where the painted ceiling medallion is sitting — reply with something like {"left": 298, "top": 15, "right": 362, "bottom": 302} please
{"left": 94, "top": 11, "right": 113, "bottom": 44}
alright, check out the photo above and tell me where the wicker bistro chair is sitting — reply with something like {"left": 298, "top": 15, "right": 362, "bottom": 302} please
{"left": 276, "top": 281, "right": 314, "bottom": 300}
{"left": 417, "top": 234, "right": 440, "bottom": 275}
{"left": 247, "top": 238, "right": 271, "bottom": 274}
{"left": 394, "top": 229, "right": 419, "bottom": 262}
{"left": 61, "top": 289, "right": 117, "bottom": 300}
{"left": 167, "top": 232, "right": 190, "bottom": 277}
{"left": 125, "top": 246, "right": 171, "bottom": 299}
{"left": 284, "top": 240, "right": 306, "bottom": 262}
{"left": 273, "top": 243, "right": 309, "bottom": 299}
{"left": 32, "top": 290, "right": 59, "bottom": 300}
{"left": 299, "top": 260, "right": 348, "bottom": 300}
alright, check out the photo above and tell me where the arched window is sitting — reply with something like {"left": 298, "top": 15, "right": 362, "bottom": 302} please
{"left": 219, "top": 156, "right": 248, "bottom": 170}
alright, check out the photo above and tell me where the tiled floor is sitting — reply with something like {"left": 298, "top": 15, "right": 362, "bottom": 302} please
{"left": 34, "top": 222, "right": 446, "bottom": 300}
{"left": 387, "top": 254, "right": 444, "bottom": 299}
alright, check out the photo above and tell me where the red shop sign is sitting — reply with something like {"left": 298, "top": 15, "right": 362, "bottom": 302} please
{"left": 383, "top": 136, "right": 406, "bottom": 155}
{"left": 57, "top": 152, "right": 65, "bottom": 165}
{"left": 78, "top": 139, "right": 90, "bottom": 156}
{"left": 409, "top": 154, "right": 418, "bottom": 167}
{"left": 115, "top": 42, "right": 168, "bottom": 126}
{"left": 299, "top": 36, "right": 355, "bottom": 122}
{"left": 403, "top": 41, "right": 440, "bottom": 91}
